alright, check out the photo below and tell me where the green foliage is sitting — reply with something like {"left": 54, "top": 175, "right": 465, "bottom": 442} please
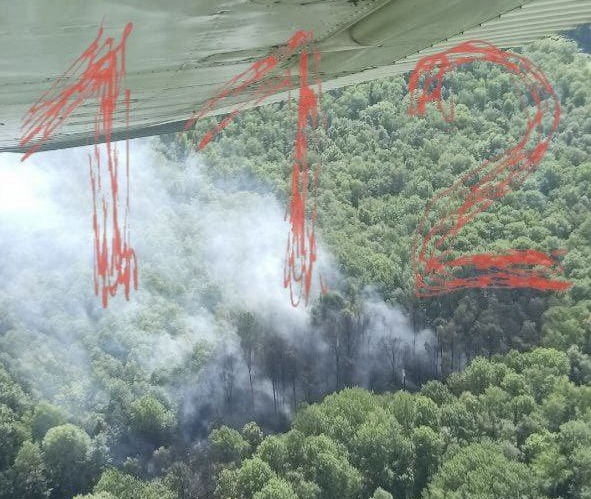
{"left": 242, "top": 421, "right": 264, "bottom": 451}
{"left": 162, "top": 462, "right": 201, "bottom": 499}
{"left": 0, "top": 364, "right": 30, "bottom": 413}
{"left": 567, "top": 345, "right": 591, "bottom": 385}
{"left": 235, "top": 457, "right": 275, "bottom": 498}
{"left": 424, "top": 441, "right": 543, "bottom": 498}
{"left": 30, "top": 402, "right": 67, "bottom": 441}
{"left": 214, "top": 347, "right": 591, "bottom": 498}
{"left": 371, "top": 488, "right": 394, "bottom": 499}
{"left": 420, "top": 380, "right": 453, "bottom": 406}
{"left": 542, "top": 301, "right": 591, "bottom": 351}
{"left": 42, "top": 423, "right": 92, "bottom": 497}
{"left": 129, "top": 395, "right": 175, "bottom": 445}
{"left": 73, "top": 493, "right": 117, "bottom": 499}
{"left": 6, "top": 441, "right": 50, "bottom": 499}
{"left": 209, "top": 425, "right": 250, "bottom": 465}
{"left": 93, "top": 468, "right": 177, "bottom": 499}
{"left": 253, "top": 477, "right": 298, "bottom": 499}
{"left": 0, "top": 404, "right": 28, "bottom": 470}
{"left": 299, "top": 434, "right": 362, "bottom": 499}
{"left": 411, "top": 426, "right": 444, "bottom": 495}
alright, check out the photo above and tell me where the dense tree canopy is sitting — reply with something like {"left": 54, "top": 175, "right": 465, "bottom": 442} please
{"left": 212, "top": 348, "right": 591, "bottom": 498}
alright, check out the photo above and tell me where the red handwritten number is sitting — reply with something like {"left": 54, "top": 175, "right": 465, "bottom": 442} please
{"left": 21, "top": 23, "right": 137, "bottom": 308}
{"left": 283, "top": 33, "right": 326, "bottom": 307}
{"left": 185, "top": 31, "right": 326, "bottom": 306}
{"left": 22, "top": 31, "right": 571, "bottom": 306}
{"left": 408, "top": 41, "right": 571, "bottom": 297}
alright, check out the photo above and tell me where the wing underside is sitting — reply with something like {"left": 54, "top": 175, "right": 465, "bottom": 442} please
{"left": 1, "top": 0, "right": 590, "bottom": 153}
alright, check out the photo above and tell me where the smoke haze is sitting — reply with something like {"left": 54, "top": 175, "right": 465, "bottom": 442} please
{"left": 0, "top": 137, "right": 433, "bottom": 440}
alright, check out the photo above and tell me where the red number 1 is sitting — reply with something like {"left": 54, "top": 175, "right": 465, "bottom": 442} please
{"left": 20, "top": 23, "right": 137, "bottom": 308}
{"left": 185, "top": 31, "right": 326, "bottom": 307}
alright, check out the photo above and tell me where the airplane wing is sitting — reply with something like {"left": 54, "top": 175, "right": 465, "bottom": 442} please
{"left": 1, "top": 0, "right": 590, "bottom": 153}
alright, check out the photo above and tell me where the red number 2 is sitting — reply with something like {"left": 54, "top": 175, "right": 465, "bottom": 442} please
{"left": 408, "top": 41, "right": 571, "bottom": 297}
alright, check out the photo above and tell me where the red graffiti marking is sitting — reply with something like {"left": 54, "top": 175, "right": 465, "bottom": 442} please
{"left": 408, "top": 40, "right": 571, "bottom": 297}
{"left": 185, "top": 31, "right": 326, "bottom": 306}
{"left": 283, "top": 34, "right": 327, "bottom": 307}
{"left": 20, "top": 23, "right": 137, "bottom": 308}
{"left": 184, "top": 30, "right": 310, "bottom": 144}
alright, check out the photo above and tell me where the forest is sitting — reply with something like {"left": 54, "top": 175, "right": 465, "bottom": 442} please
{"left": 0, "top": 31, "right": 590, "bottom": 499}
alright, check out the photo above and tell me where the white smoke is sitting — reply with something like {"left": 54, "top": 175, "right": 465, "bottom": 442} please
{"left": 0, "top": 137, "right": 431, "bottom": 429}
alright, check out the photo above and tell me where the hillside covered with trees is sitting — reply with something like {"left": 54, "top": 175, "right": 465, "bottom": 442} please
{"left": 0, "top": 33, "right": 589, "bottom": 499}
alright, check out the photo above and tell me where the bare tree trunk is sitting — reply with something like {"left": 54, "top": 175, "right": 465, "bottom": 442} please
{"left": 382, "top": 336, "right": 400, "bottom": 388}
{"left": 451, "top": 345, "right": 454, "bottom": 372}
{"left": 292, "top": 378, "right": 297, "bottom": 413}
{"left": 247, "top": 363, "right": 255, "bottom": 413}
{"left": 334, "top": 334, "right": 340, "bottom": 391}
{"left": 412, "top": 306, "right": 417, "bottom": 357}
{"left": 221, "top": 353, "right": 236, "bottom": 416}
{"left": 272, "top": 378, "right": 277, "bottom": 416}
